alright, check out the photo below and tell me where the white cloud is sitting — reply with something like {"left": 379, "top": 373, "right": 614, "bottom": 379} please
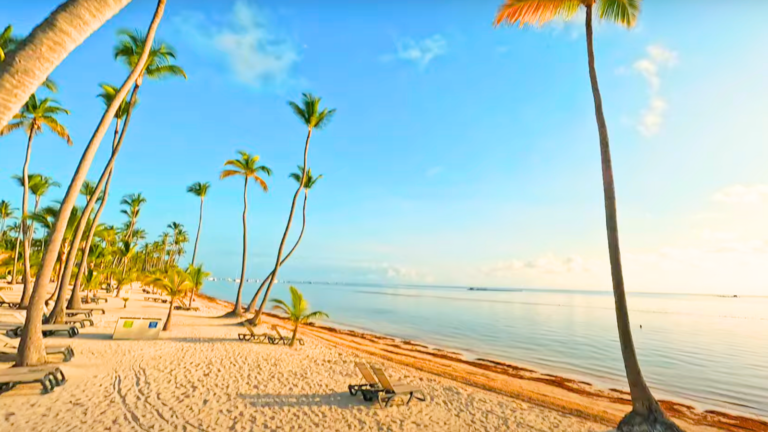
{"left": 633, "top": 44, "right": 677, "bottom": 136}
{"left": 174, "top": 0, "right": 299, "bottom": 89}
{"left": 482, "top": 254, "right": 598, "bottom": 276}
{"left": 366, "top": 262, "right": 434, "bottom": 283}
{"left": 382, "top": 35, "right": 447, "bottom": 69}
{"left": 712, "top": 185, "right": 768, "bottom": 204}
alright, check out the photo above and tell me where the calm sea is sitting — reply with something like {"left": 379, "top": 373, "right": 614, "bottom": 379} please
{"left": 204, "top": 280, "right": 768, "bottom": 418}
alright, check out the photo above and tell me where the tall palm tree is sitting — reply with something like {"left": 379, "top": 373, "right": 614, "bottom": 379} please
{"left": 0, "top": 25, "right": 58, "bottom": 92}
{"left": 70, "top": 82, "right": 135, "bottom": 309}
{"left": 0, "top": 0, "right": 138, "bottom": 131}
{"left": 186, "top": 181, "right": 210, "bottom": 266}
{"left": 494, "top": 2, "right": 680, "bottom": 431}
{"left": 120, "top": 193, "right": 146, "bottom": 243}
{"left": 270, "top": 286, "right": 328, "bottom": 347}
{"left": 166, "top": 221, "right": 186, "bottom": 267}
{"left": 253, "top": 94, "right": 335, "bottom": 324}
{"left": 0, "top": 200, "right": 14, "bottom": 240}
{"left": 24, "top": 174, "right": 60, "bottom": 255}
{"left": 1, "top": 94, "right": 71, "bottom": 308}
{"left": 147, "top": 267, "right": 190, "bottom": 330}
{"left": 220, "top": 150, "right": 272, "bottom": 317}
{"left": 247, "top": 167, "right": 322, "bottom": 314}
{"left": 186, "top": 263, "right": 210, "bottom": 307}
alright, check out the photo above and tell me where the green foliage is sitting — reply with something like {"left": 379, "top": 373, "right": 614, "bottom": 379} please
{"left": 186, "top": 181, "right": 211, "bottom": 198}
{"left": 186, "top": 263, "right": 210, "bottom": 293}
{"left": 0, "top": 93, "right": 72, "bottom": 144}
{"left": 220, "top": 151, "right": 273, "bottom": 191}
{"left": 271, "top": 286, "right": 329, "bottom": 326}
{"left": 147, "top": 267, "right": 192, "bottom": 299}
{"left": 114, "top": 29, "right": 187, "bottom": 82}
{"left": 97, "top": 82, "right": 134, "bottom": 120}
{"left": 289, "top": 166, "right": 322, "bottom": 190}
{"left": 287, "top": 93, "right": 336, "bottom": 130}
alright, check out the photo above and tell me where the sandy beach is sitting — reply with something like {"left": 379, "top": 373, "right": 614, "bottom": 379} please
{"left": 0, "top": 284, "right": 764, "bottom": 432}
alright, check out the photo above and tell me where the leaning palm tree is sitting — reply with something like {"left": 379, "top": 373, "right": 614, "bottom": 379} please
{"left": 186, "top": 181, "right": 210, "bottom": 266}
{"left": 220, "top": 150, "right": 272, "bottom": 317}
{"left": 247, "top": 166, "right": 322, "bottom": 314}
{"left": 0, "top": 25, "right": 57, "bottom": 92}
{"left": 69, "top": 82, "right": 135, "bottom": 310}
{"left": 494, "top": 2, "right": 680, "bottom": 431}
{"left": 270, "top": 286, "right": 328, "bottom": 347}
{"left": 146, "top": 266, "right": 190, "bottom": 330}
{"left": 1, "top": 94, "right": 71, "bottom": 308}
{"left": 253, "top": 94, "right": 335, "bottom": 324}
{"left": 186, "top": 263, "right": 210, "bottom": 307}
{"left": 120, "top": 193, "right": 146, "bottom": 243}
{"left": 0, "top": 0, "right": 141, "bottom": 131}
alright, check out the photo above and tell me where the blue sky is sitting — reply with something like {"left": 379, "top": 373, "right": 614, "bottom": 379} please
{"left": 2, "top": 0, "right": 768, "bottom": 295}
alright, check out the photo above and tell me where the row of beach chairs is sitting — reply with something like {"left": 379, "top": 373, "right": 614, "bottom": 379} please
{"left": 349, "top": 362, "right": 426, "bottom": 407}
{"left": 0, "top": 332, "right": 73, "bottom": 395}
{"left": 238, "top": 322, "right": 305, "bottom": 346}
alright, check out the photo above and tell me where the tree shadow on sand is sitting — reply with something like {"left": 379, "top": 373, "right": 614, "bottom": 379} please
{"left": 239, "top": 392, "right": 369, "bottom": 409}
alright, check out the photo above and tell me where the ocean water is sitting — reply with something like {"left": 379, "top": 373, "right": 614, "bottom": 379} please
{"left": 204, "top": 280, "right": 768, "bottom": 418}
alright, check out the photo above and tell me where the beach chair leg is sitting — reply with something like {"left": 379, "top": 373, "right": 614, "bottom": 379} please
{"left": 41, "top": 376, "right": 54, "bottom": 394}
{"left": 348, "top": 384, "right": 357, "bottom": 396}
{"left": 406, "top": 392, "right": 414, "bottom": 405}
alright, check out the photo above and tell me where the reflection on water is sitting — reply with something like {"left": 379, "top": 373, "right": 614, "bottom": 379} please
{"left": 207, "top": 281, "right": 768, "bottom": 417}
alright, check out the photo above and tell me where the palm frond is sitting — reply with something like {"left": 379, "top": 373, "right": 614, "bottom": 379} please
{"left": 145, "top": 64, "right": 187, "bottom": 80}
{"left": 0, "top": 121, "right": 25, "bottom": 136}
{"left": 252, "top": 176, "right": 269, "bottom": 192}
{"left": 41, "top": 77, "right": 58, "bottom": 93}
{"left": 301, "top": 310, "right": 329, "bottom": 323}
{"left": 41, "top": 116, "right": 73, "bottom": 145}
{"left": 287, "top": 100, "right": 309, "bottom": 125}
{"left": 493, "top": 0, "right": 581, "bottom": 27}
{"left": 313, "top": 108, "right": 336, "bottom": 130}
{"left": 598, "top": 0, "right": 639, "bottom": 27}
{"left": 219, "top": 169, "right": 242, "bottom": 180}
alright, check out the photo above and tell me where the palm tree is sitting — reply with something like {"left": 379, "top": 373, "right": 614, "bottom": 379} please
{"left": 270, "top": 286, "right": 328, "bottom": 347}
{"left": 1, "top": 95, "right": 71, "bottom": 308}
{"left": 494, "top": 2, "right": 680, "bottom": 431}
{"left": 186, "top": 263, "right": 210, "bottom": 307}
{"left": 114, "top": 239, "right": 135, "bottom": 281}
{"left": 0, "top": 25, "right": 58, "bottom": 92}
{"left": 220, "top": 150, "right": 272, "bottom": 317}
{"left": 253, "top": 94, "right": 335, "bottom": 324}
{"left": 0, "top": 0, "right": 141, "bottom": 131}
{"left": 23, "top": 174, "right": 60, "bottom": 257}
{"left": 16, "top": 0, "right": 167, "bottom": 367}
{"left": 147, "top": 267, "right": 191, "bottom": 331}
{"left": 0, "top": 200, "right": 14, "bottom": 240}
{"left": 247, "top": 166, "right": 322, "bottom": 314}
{"left": 120, "top": 193, "right": 146, "bottom": 243}
{"left": 186, "top": 181, "right": 210, "bottom": 266}
{"left": 70, "top": 82, "right": 135, "bottom": 309}
{"left": 110, "top": 269, "right": 135, "bottom": 300}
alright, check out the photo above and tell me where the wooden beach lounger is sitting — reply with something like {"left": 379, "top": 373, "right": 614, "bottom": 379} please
{"left": 237, "top": 322, "right": 276, "bottom": 344}
{"left": 368, "top": 366, "right": 426, "bottom": 407}
{"left": 348, "top": 362, "right": 404, "bottom": 401}
{"left": 2, "top": 365, "right": 66, "bottom": 387}
{"left": 2, "top": 312, "right": 80, "bottom": 338}
{"left": 0, "top": 293, "right": 19, "bottom": 309}
{"left": 271, "top": 325, "right": 304, "bottom": 346}
{"left": 0, "top": 334, "right": 74, "bottom": 362}
{"left": 91, "top": 296, "right": 108, "bottom": 304}
{"left": 0, "top": 367, "right": 59, "bottom": 395}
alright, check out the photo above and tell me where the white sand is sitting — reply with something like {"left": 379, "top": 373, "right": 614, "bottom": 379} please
{"left": 0, "top": 286, "right": 606, "bottom": 432}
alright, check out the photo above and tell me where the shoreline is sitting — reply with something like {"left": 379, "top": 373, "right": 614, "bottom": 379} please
{"left": 198, "top": 292, "right": 768, "bottom": 432}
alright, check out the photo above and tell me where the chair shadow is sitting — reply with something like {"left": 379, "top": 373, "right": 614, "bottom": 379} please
{"left": 239, "top": 392, "right": 369, "bottom": 409}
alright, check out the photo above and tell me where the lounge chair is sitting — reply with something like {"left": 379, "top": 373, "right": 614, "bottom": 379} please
{"left": 2, "top": 313, "right": 80, "bottom": 338}
{"left": 0, "top": 293, "right": 19, "bottom": 309}
{"left": 272, "top": 325, "right": 304, "bottom": 346}
{"left": 2, "top": 365, "right": 66, "bottom": 387}
{"left": 0, "top": 334, "right": 74, "bottom": 362}
{"left": 41, "top": 306, "right": 93, "bottom": 328}
{"left": 91, "top": 296, "right": 108, "bottom": 304}
{"left": 238, "top": 322, "right": 276, "bottom": 344}
{"left": 65, "top": 309, "right": 93, "bottom": 318}
{"left": 0, "top": 367, "right": 58, "bottom": 395}
{"left": 368, "top": 366, "right": 426, "bottom": 407}
{"left": 348, "top": 362, "right": 404, "bottom": 401}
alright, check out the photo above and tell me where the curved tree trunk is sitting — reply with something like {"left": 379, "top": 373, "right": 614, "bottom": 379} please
{"left": 228, "top": 178, "right": 248, "bottom": 317}
{"left": 253, "top": 130, "right": 312, "bottom": 323}
{"left": 0, "top": 0, "right": 132, "bottom": 131}
{"left": 289, "top": 323, "right": 299, "bottom": 347}
{"left": 583, "top": 8, "right": 680, "bottom": 431}
{"left": 15, "top": 0, "right": 166, "bottom": 368}
{"left": 10, "top": 219, "right": 22, "bottom": 285}
{"left": 163, "top": 298, "right": 174, "bottom": 331}
{"left": 190, "top": 197, "right": 204, "bottom": 266}
{"left": 70, "top": 117, "right": 123, "bottom": 309}
{"left": 247, "top": 190, "right": 308, "bottom": 316}
{"left": 49, "top": 86, "right": 138, "bottom": 323}
{"left": 18, "top": 131, "right": 34, "bottom": 308}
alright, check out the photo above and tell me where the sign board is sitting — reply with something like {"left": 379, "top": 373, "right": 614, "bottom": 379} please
{"left": 113, "top": 317, "right": 163, "bottom": 340}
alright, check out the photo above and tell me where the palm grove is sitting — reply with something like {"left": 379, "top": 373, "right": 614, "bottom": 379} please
{"left": 0, "top": 0, "right": 686, "bottom": 431}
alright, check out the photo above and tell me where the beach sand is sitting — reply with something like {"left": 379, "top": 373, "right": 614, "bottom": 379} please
{"left": 0, "top": 284, "right": 761, "bottom": 432}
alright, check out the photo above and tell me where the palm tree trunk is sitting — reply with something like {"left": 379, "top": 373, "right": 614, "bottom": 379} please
{"left": 15, "top": 0, "right": 166, "bottom": 367}
{"left": 10, "top": 223, "right": 22, "bottom": 284}
{"left": 229, "top": 178, "right": 248, "bottom": 317}
{"left": 289, "top": 322, "right": 299, "bottom": 347}
{"left": 163, "top": 298, "right": 174, "bottom": 331}
{"left": 50, "top": 94, "right": 137, "bottom": 323}
{"left": 17, "top": 131, "right": 35, "bottom": 308}
{"left": 247, "top": 191, "right": 308, "bottom": 315}
{"left": 253, "top": 129, "right": 312, "bottom": 323}
{"left": 584, "top": 8, "right": 677, "bottom": 429}
{"left": 0, "top": 0, "right": 133, "bottom": 131}
{"left": 191, "top": 197, "right": 204, "bottom": 266}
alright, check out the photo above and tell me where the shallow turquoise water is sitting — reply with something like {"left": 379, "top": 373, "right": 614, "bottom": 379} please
{"left": 204, "top": 280, "right": 768, "bottom": 418}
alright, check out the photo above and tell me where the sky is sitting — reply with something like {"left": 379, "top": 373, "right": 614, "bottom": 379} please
{"left": 1, "top": 0, "right": 768, "bottom": 296}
